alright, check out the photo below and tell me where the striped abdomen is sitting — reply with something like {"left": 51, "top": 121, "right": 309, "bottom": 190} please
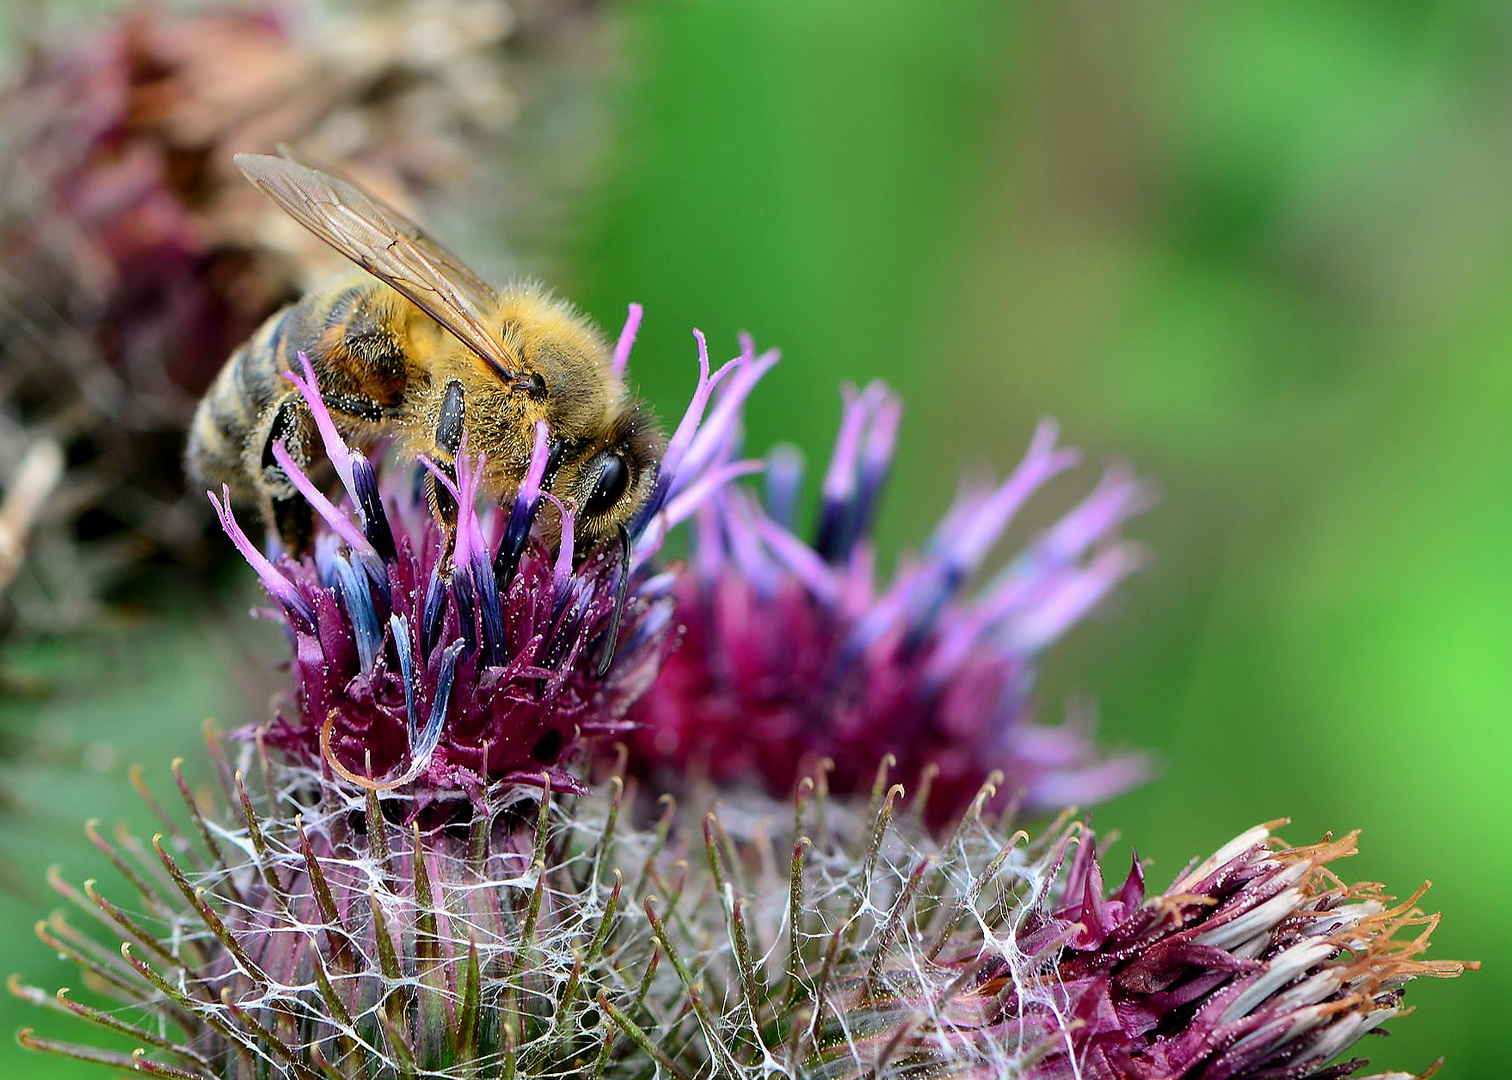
{"left": 185, "top": 279, "right": 412, "bottom": 503}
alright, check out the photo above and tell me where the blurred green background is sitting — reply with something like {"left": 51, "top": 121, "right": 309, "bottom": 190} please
{"left": 2, "top": 1, "right": 1504, "bottom": 1077}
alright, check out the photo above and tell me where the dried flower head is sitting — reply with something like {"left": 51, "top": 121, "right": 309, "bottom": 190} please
{"left": 210, "top": 318, "right": 768, "bottom": 805}
{"left": 626, "top": 383, "right": 1151, "bottom": 826}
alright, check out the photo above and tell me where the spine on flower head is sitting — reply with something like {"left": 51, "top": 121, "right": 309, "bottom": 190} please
{"left": 492, "top": 420, "right": 551, "bottom": 588}
{"left": 11, "top": 748, "right": 1474, "bottom": 1080}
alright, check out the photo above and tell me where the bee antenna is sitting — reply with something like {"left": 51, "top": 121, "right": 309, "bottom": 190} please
{"left": 596, "top": 525, "right": 633, "bottom": 678}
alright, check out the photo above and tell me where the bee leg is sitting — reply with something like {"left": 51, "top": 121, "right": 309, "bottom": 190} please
{"left": 269, "top": 495, "right": 315, "bottom": 555}
{"left": 259, "top": 396, "right": 316, "bottom": 554}
{"left": 424, "top": 380, "right": 466, "bottom": 570}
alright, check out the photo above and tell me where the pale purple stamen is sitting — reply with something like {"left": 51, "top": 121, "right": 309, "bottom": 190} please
{"left": 962, "top": 469, "right": 1148, "bottom": 643}
{"left": 928, "top": 478, "right": 993, "bottom": 555}
{"left": 208, "top": 487, "right": 313, "bottom": 625}
{"left": 1023, "top": 755, "right": 1152, "bottom": 808}
{"left": 836, "top": 542, "right": 877, "bottom": 614}
{"left": 929, "top": 420, "right": 1078, "bottom": 577}
{"left": 861, "top": 392, "right": 902, "bottom": 476}
{"left": 750, "top": 508, "right": 841, "bottom": 606}
{"left": 763, "top": 444, "right": 805, "bottom": 532}
{"left": 284, "top": 353, "right": 394, "bottom": 560}
{"left": 658, "top": 329, "right": 718, "bottom": 484}
{"left": 820, "top": 383, "right": 870, "bottom": 503}
{"left": 494, "top": 421, "right": 551, "bottom": 585}
{"left": 816, "top": 382, "right": 895, "bottom": 563}
{"left": 838, "top": 421, "right": 1096, "bottom": 660}
{"left": 722, "top": 492, "right": 779, "bottom": 598}
{"left": 852, "top": 391, "right": 902, "bottom": 541}
{"left": 519, "top": 423, "right": 550, "bottom": 505}
{"left": 1023, "top": 467, "right": 1150, "bottom": 573}
{"left": 454, "top": 443, "right": 489, "bottom": 570}
{"left": 936, "top": 474, "right": 1145, "bottom": 667}
{"left": 419, "top": 443, "right": 488, "bottom": 572}
{"left": 611, "top": 302, "right": 643, "bottom": 379}
{"left": 692, "top": 503, "right": 726, "bottom": 582}
{"left": 1001, "top": 545, "right": 1143, "bottom": 652}
{"left": 284, "top": 354, "right": 356, "bottom": 499}
{"left": 643, "top": 330, "right": 746, "bottom": 527}
{"left": 271, "top": 440, "right": 370, "bottom": 554}
{"left": 636, "top": 460, "right": 764, "bottom": 564}
{"left": 675, "top": 344, "right": 780, "bottom": 491}
{"left": 658, "top": 460, "right": 764, "bottom": 536}
{"left": 542, "top": 493, "right": 576, "bottom": 594}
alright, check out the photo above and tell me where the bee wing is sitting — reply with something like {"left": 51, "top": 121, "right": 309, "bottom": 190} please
{"left": 234, "top": 152, "right": 520, "bottom": 383}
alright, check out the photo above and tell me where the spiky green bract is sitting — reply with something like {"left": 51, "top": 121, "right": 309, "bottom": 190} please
{"left": 12, "top": 727, "right": 670, "bottom": 1080}
{"left": 15, "top": 750, "right": 1470, "bottom": 1080}
{"left": 630, "top": 764, "right": 1470, "bottom": 1080}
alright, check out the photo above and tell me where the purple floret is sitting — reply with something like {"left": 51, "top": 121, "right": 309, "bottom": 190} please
{"left": 624, "top": 383, "right": 1151, "bottom": 826}
{"left": 211, "top": 313, "right": 769, "bottom": 804}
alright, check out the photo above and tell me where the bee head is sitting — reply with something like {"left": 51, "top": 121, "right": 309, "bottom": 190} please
{"left": 541, "top": 403, "right": 663, "bottom": 548}
{"left": 482, "top": 286, "right": 664, "bottom": 548}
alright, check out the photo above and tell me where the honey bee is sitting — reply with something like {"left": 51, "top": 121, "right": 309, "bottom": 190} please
{"left": 187, "top": 151, "right": 661, "bottom": 565}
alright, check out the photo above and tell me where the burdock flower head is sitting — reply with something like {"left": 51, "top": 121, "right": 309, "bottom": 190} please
{"left": 14, "top": 757, "right": 1473, "bottom": 1079}
{"left": 208, "top": 314, "right": 766, "bottom": 804}
{"left": 10, "top": 314, "right": 1474, "bottom": 1079}
{"left": 11, "top": 315, "right": 775, "bottom": 1079}
{"left": 626, "top": 382, "right": 1152, "bottom": 825}
{"left": 545, "top": 760, "right": 1472, "bottom": 1080}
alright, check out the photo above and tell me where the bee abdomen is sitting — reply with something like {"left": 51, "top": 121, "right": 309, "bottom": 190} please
{"left": 187, "top": 281, "right": 411, "bottom": 499}
{"left": 186, "top": 302, "right": 301, "bottom": 494}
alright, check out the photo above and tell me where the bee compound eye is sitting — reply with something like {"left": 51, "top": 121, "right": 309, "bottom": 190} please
{"left": 582, "top": 452, "right": 629, "bottom": 519}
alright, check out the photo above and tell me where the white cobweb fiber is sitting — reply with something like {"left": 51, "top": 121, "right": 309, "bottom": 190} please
{"left": 56, "top": 753, "right": 1079, "bottom": 1080}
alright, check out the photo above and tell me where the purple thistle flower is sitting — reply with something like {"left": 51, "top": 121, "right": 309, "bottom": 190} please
{"left": 624, "top": 383, "right": 1152, "bottom": 826}
{"left": 210, "top": 314, "right": 770, "bottom": 804}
